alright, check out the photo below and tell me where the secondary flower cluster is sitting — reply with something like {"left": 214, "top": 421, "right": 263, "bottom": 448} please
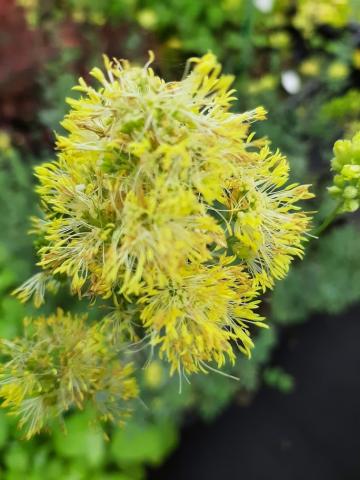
{"left": 0, "top": 309, "right": 138, "bottom": 438}
{"left": 7, "top": 52, "right": 312, "bottom": 435}
{"left": 328, "top": 132, "right": 360, "bottom": 213}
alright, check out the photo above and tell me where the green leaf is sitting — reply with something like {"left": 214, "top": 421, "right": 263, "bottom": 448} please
{"left": 0, "top": 411, "right": 9, "bottom": 448}
{"left": 53, "top": 411, "right": 105, "bottom": 468}
{"left": 0, "top": 297, "right": 24, "bottom": 339}
{"left": 264, "top": 367, "right": 295, "bottom": 394}
{"left": 4, "top": 443, "right": 30, "bottom": 472}
{"left": 111, "top": 420, "right": 178, "bottom": 466}
{"left": 271, "top": 225, "right": 360, "bottom": 324}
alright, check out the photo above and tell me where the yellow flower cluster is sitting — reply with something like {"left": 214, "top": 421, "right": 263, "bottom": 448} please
{"left": 293, "top": 0, "right": 350, "bottom": 36}
{"left": 0, "top": 309, "right": 138, "bottom": 438}
{"left": 16, "top": 52, "right": 312, "bottom": 376}
{"left": 139, "top": 261, "right": 265, "bottom": 375}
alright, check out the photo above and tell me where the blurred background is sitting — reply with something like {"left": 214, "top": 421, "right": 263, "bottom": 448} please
{"left": 0, "top": 0, "right": 360, "bottom": 478}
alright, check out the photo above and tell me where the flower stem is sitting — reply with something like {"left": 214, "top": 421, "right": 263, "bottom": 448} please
{"left": 313, "top": 201, "right": 343, "bottom": 237}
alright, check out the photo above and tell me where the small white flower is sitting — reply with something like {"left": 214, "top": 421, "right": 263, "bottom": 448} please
{"left": 253, "top": 0, "right": 274, "bottom": 13}
{"left": 281, "top": 70, "right": 301, "bottom": 95}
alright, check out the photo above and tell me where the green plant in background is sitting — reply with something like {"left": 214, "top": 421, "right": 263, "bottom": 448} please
{"left": 321, "top": 90, "right": 360, "bottom": 139}
{"left": 39, "top": 50, "right": 79, "bottom": 133}
{"left": 271, "top": 224, "right": 360, "bottom": 324}
{"left": 271, "top": 126, "right": 360, "bottom": 327}
{"left": 0, "top": 133, "right": 35, "bottom": 263}
{"left": 0, "top": 407, "right": 178, "bottom": 479}
{"left": 0, "top": 133, "right": 36, "bottom": 342}
{"left": 293, "top": 0, "right": 351, "bottom": 36}
{"left": 17, "top": 0, "right": 133, "bottom": 27}
{"left": 263, "top": 366, "right": 294, "bottom": 394}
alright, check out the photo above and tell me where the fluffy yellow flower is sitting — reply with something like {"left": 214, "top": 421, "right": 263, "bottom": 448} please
{"left": 225, "top": 147, "right": 313, "bottom": 289}
{"left": 139, "top": 261, "right": 265, "bottom": 376}
{"left": 15, "top": 52, "right": 312, "bottom": 375}
{"left": 0, "top": 309, "right": 138, "bottom": 438}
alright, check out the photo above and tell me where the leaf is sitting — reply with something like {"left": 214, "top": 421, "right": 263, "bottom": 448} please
{"left": 0, "top": 297, "right": 24, "bottom": 339}
{"left": 53, "top": 411, "right": 105, "bottom": 468}
{"left": 111, "top": 420, "right": 178, "bottom": 466}
{"left": 271, "top": 225, "right": 360, "bottom": 324}
{"left": 0, "top": 411, "right": 9, "bottom": 448}
{"left": 4, "top": 443, "right": 30, "bottom": 472}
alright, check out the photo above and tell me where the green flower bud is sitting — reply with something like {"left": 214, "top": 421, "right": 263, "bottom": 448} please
{"left": 343, "top": 199, "right": 359, "bottom": 213}
{"left": 329, "top": 132, "right": 360, "bottom": 213}
{"left": 343, "top": 186, "right": 358, "bottom": 199}
{"left": 341, "top": 164, "right": 360, "bottom": 179}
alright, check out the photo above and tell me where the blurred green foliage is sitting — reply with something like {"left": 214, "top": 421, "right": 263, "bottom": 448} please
{"left": 0, "top": 407, "right": 178, "bottom": 479}
{"left": 0, "top": 141, "right": 35, "bottom": 340}
{"left": 263, "top": 367, "right": 295, "bottom": 394}
{"left": 271, "top": 224, "right": 360, "bottom": 324}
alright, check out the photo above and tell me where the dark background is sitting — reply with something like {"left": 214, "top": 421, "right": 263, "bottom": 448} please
{"left": 151, "top": 304, "right": 360, "bottom": 480}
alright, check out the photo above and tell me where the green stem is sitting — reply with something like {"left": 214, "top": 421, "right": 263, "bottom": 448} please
{"left": 313, "top": 200, "right": 343, "bottom": 237}
{"left": 241, "top": 0, "right": 256, "bottom": 74}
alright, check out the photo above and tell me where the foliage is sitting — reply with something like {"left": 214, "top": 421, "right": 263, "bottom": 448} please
{"left": 0, "top": 133, "right": 35, "bottom": 264}
{"left": 293, "top": 0, "right": 351, "bottom": 36}
{"left": 263, "top": 366, "right": 294, "bottom": 394}
{"left": 0, "top": 135, "right": 36, "bottom": 340}
{"left": 271, "top": 224, "right": 360, "bottom": 324}
{"left": 0, "top": 408, "right": 178, "bottom": 479}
